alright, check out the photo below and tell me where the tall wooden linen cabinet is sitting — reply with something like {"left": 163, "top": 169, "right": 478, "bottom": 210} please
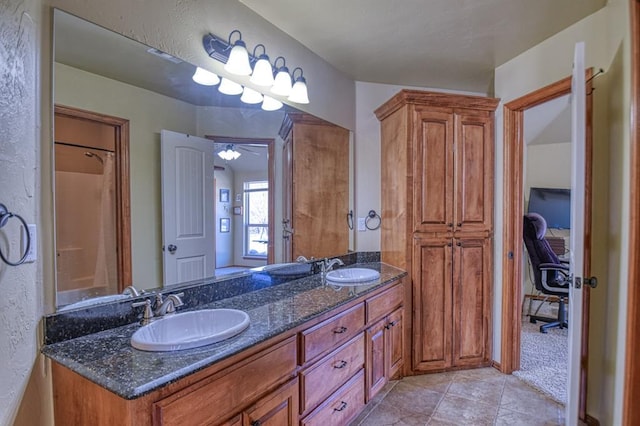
{"left": 279, "top": 113, "right": 350, "bottom": 262}
{"left": 375, "top": 90, "right": 499, "bottom": 374}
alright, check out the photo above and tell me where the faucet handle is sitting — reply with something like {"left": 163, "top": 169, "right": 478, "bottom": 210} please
{"left": 132, "top": 299, "right": 154, "bottom": 325}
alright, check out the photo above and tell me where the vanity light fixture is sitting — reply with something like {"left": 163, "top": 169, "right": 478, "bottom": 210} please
{"left": 224, "top": 30, "right": 252, "bottom": 76}
{"left": 288, "top": 67, "right": 309, "bottom": 104}
{"left": 192, "top": 67, "right": 220, "bottom": 86}
{"left": 240, "top": 87, "right": 263, "bottom": 104}
{"left": 271, "top": 56, "right": 292, "bottom": 97}
{"left": 218, "top": 77, "right": 243, "bottom": 95}
{"left": 202, "top": 33, "right": 309, "bottom": 104}
{"left": 249, "top": 44, "right": 274, "bottom": 87}
{"left": 261, "top": 95, "right": 283, "bottom": 111}
{"left": 218, "top": 144, "right": 242, "bottom": 161}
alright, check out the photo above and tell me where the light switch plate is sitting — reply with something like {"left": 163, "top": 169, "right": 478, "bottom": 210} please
{"left": 357, "top": 217, "right": 366, "bottom": 232}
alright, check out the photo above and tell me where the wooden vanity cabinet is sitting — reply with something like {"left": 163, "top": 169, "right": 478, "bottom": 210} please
{"left": 51, "top": 280, "right": 404, "bottom": 426}
{"left": 375, "top": 90, "right": 498, "bottom": 375}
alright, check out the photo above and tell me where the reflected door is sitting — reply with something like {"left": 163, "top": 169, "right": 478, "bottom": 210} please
{"left": 161, "top": 130, "right": 216, "bottom": 286}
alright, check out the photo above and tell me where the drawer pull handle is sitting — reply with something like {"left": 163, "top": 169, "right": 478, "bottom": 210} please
{"left": 333, "top": 326, "right": 348, "bottom": 334}
{"left": 389, "top": 320, "right": 398, "bottom": 327}
{"left": 333, "top": 360, "right": 348, "bottom": 369}
{"left": 251, "top": 422, "right": 261, "bottom": 426}
{"left": 333, "top": 401, "right": 348, "bottom": 412}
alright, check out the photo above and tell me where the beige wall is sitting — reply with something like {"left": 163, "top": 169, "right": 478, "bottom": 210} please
{"left": 524, "top": 142, "right": 572, "bottom": 203}
{"left": 0, "top": 0, "right": 53, "bottom": 425}
{"left": 494, "top": 1, "right": 630, "bottom": 423}
{"left": 55, "top": 62, "right": 199, "bottom": 293}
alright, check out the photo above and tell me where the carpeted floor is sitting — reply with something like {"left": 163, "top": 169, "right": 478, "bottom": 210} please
{"left": 513, "top": 314, "right": 568, "bottom": 405}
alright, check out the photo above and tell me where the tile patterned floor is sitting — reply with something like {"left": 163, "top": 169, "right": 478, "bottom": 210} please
{"left": 352, "top": 368, "right": 565, "bottom": 426}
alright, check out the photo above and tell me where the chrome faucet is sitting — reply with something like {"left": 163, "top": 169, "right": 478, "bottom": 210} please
{"left": 132, "top": 292, "right": 184, "bottom": 325}
{"left": 316, "top": 258, "right": 345, "bottom": 277}
{"left": 122, "top": 286, "right": 140, "bottom": 297}
{"left": 154, "top": 293, "right": 184, "bottom": 316}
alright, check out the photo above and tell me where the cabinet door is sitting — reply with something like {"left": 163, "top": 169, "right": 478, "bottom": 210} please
{"left": 243, "top": 378, "right": 298, "bottom": 426}
{"left": 366, "top": 319, "right": 387, "bottom": 401}
{"left": 413, "top": 108, "right": 454, "bottom": 234}
{"left": 291, "top": 122, "right": 349, "bottom": 260}
{"left": 386, "top": 307, "right": 404, "bottom": 379}
{"left": 412, "top": 236, "right": 453, "bottom": 372}
{"left": 452, "top": 237, "right": 492, "bottom": 367}
{"left": 454, "top": 112, "right": 493, "bottom": 233}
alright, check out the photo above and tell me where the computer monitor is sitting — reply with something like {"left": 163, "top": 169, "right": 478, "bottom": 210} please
{"left": 527, "top": 187, "right": 571, "bottom": 229}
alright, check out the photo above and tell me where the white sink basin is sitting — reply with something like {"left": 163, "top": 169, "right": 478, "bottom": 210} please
{"left": 325, "top": 268, "right": 381, "bottom": 285}
{"left": 131, "top": 309, "right": 250, "bottom": 352}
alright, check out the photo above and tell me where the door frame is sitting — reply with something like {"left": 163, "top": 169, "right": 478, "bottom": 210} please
{"left": 205, "top": 136, "right": 276, "bottom": 264}
{"left": 54, "top": 104, "right": 132, "bottom": 292}
{"left": 624, "top": 0, "right": 640, "bottom": 423}
{"left": 500, "top": 70, "right": 593, "bottom": 420}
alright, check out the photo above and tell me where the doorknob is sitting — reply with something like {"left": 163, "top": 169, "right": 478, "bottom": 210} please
{"left": 584, "top": 276, "right": 598, "bottom": 288}
{"left": 167, "top": 244, "right": 177, "bottom": 254}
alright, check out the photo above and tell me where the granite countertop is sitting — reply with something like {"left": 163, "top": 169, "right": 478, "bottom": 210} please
{"left": 42, "top": 262, "right": 406, "bottom": 400}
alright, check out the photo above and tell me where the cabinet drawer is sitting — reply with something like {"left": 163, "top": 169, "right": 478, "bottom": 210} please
{"left": 153, "top": 337, "right": 297, "bottom": 426}
{"left": 366, "top": 283, "right": 403, "bottom": 323}
{"left": 300, "top": 303, "right": 365, "bottom": 364}
{"left": 301, "top": 369, "right": 365, "bottom": 426}
{"left": 300, "top": 333, "right": 365, "bottom": 414}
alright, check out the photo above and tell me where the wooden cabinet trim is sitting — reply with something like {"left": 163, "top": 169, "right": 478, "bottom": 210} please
{"left": 301, "top": 369, "right": 366, "bottom": 426}
{"left": 299, "top": 333, "right": 365, "bottom": 415}
{"left": 152, "top": 337, "right": 297, "bottom": 426}
{"left": 243, "top": 378, "right": 299, "bottom": 426}
{"left": 366, "top": 283, "right": 404, "bottom": 324}
{"left": 300, "top": 303, "right": 365, "bottom": 365}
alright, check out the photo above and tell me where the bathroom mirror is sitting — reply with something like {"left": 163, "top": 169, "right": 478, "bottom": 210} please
{"left": 52, "top": 9, "right": 354, "bottom": 310}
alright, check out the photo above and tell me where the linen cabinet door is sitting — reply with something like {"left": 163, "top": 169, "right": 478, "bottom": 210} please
{"left": 412, "top": 236, "right": 453, "bottom": 372}
{"left": 412, "top": 108, "right": 455, "bottom": 234}
{"left": 452, "top": 237, "right": 492, "bottom": 368}
{"left": 453, "top": 112, "right": 494, "bottom": 234}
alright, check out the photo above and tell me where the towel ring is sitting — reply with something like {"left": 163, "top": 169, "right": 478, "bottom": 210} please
{"left": 0, "top": 203, "right": 31, "bottom": 266}
{"left": 365, "top": 210, "right": 381, "bottom": 231}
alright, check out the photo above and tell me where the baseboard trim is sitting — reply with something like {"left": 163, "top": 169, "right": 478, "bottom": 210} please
{"left": 491, "top": 360, "right": 502, "bottom": 372}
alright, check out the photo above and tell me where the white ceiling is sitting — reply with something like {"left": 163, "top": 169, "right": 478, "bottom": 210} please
{"left": 240, "top": 0, "right": 606, "bottom": 93}
{"left": 524, "top": 94, "right": 571, "bottom": 146}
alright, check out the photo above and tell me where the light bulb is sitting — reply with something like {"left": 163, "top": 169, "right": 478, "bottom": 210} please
{"left": 288, "top": 77, "right": 309, "bottom": 104}
{"left": 271, "top": 67, "right": 292, "bottom": 96}
{"left": 250, "top": 55, "right": 275, "bottom": 87}
{"left": 262, "top": 95, "right": 283, "bottom": 111}
{"left": 241, "top": 87, "right": 263, "bottom": 104}
{"left": 224, "top": 40, "right": 252, "bottom": 76}
{"left": 192, "top": 67, "right": 220, "bottom": 86}
{"left": 218, "top": 78, "right": 243, "bottom": 95}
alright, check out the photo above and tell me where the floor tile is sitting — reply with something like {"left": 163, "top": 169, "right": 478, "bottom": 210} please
{"left": 430, "top": 393, "right": 497, "bottom": 426}
{"left": 447, "top": 374, "right": 506, "bottom": 406}
{"left": 500, "top": 376, "right": 564, "bottom": 418}
{"left": 356, "top": 401, "right": 431, "bottom": 426}
{"left": 495, "top": 407, "right": 564, "bottom": 425}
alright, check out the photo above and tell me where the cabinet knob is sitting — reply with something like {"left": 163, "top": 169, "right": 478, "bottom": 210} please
{"left": 457, "top": 222, "right": 462, "bottom": 227}
{"left": 333, "top": 401, "right": 348, "bottom": 412}
{"left": 332, "top": 326, "right": 348, "bottom": 334}
{"left": 251, "top": 421, "right": 261, "bottom": 426}
{"left": 447, "top": 223, "right": 453, "bottom": 227}
{"left": 457, "top": 242, "right": 462, "bottom": 246}
{"left": 447, "top": 242, "right": 452, "bottom": 247}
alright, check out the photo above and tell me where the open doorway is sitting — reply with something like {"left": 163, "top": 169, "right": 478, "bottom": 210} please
{"left": 500, "top": 71, "right": 594, "bottom": 421}
{"left": 206, "top": 136, "right": 276, "bottom": 275}
{"left": 513, "top": 94, "right": 572, "bottom": 404}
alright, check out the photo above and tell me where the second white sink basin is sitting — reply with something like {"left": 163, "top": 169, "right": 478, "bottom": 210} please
{"left": 325, "top": 268, "right": 381, "bottom": 285}
{"left": 131, "top": 309, "right": 250, "bottom": 352}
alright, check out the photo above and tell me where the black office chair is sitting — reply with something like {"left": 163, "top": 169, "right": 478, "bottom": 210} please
{"left": 523, "top": 213, "right": 571, "bottom": 333}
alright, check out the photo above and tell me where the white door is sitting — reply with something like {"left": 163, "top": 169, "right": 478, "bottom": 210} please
{"left": 567, "top": 42, "right": 586, "bottom": 425}
{"left": 161, "top": 130, "right": 216, "bottom": 286}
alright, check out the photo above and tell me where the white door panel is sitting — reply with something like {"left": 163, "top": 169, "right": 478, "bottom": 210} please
{"left": 567, "top": 41, "right": 586, "bottom": 425}
{"left": 161, "top": 130, "right": 215, "bottom": 286}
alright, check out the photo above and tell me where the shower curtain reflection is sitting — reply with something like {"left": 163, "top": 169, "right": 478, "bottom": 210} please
{"left": 55, "top": 144, "right": 119, "bottom": 305}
